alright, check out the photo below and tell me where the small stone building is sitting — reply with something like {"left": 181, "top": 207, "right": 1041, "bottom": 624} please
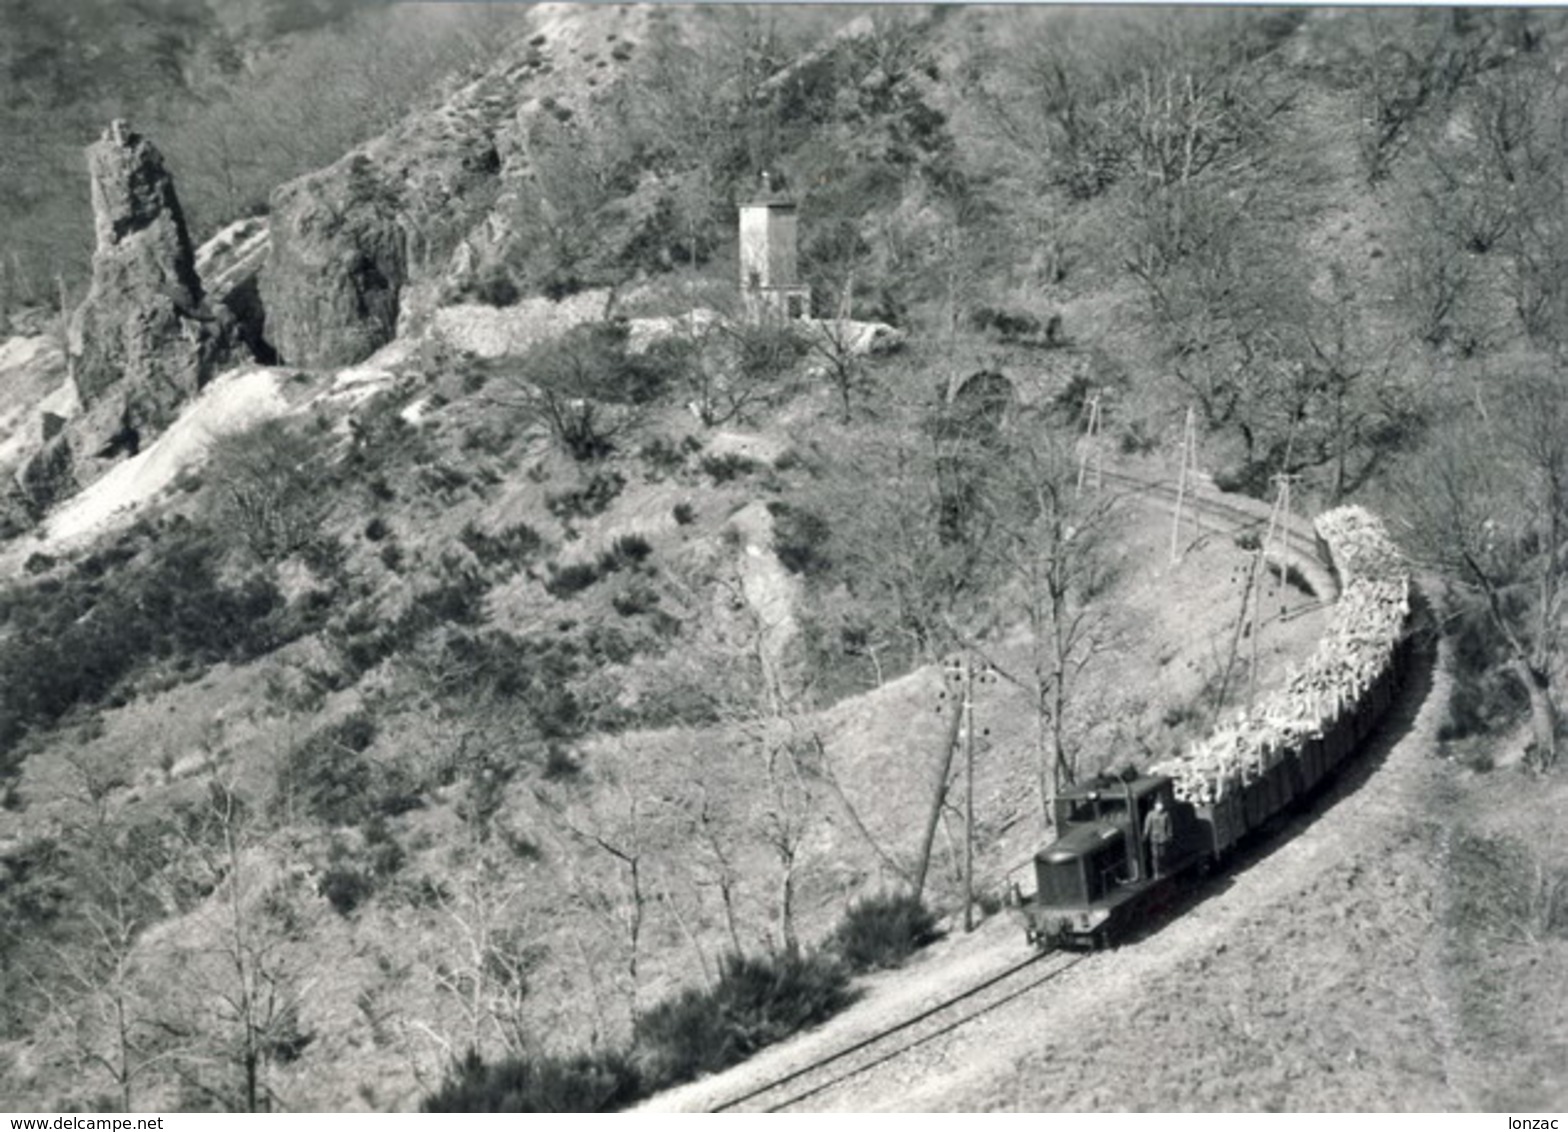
{"left": 739, "top": 173, "right": 811, "bottom": 323}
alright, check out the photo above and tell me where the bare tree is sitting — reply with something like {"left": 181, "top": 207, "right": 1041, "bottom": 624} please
{"left": 158, "top": 779, "right": 315, "bottom": 1112}
{"left": 534, "top": 766, "right": 655, "bottom": 1027}
{"left": 978, "top": 417, "right": 1121, "bottom": 824}
{"left": 36, "top": 786, "right": 179, "bottom": 1111}
{"left": 413, "top": 849, "right": 541, "bottom": 1064}
{"left": 206, "top": 418, "right": 331, "bottom": 562}
{"left": 1398, "top": 367, "right": 1568, "bottom": 769}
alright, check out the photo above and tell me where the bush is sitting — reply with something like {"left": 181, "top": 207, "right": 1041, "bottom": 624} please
{"left": 460, "top": 521, "right": 545, "bottom": 571}
{"left": 596, "top": 534, "right": 652, "bottom": 575}
{"left": 546, "top": 471, "right": 625, "bottom": 522}
{"left": 0, "top": 523, "right": 291, "bottom": 758}
{"left": 525, "top": 322, "right": 672, "bottom": 407}
{"left": 700, "top": 453, "right": 758, "bottom": 484}
{"left": 639, "top": 435, "right": 689, "bottom": 478}
{"left": 421, "top": 946, "right": 856, "bottom": 1110}
{"left": 470, "top": 264, "right": 520, "bottom": 307}
{"left": 767, "top": 501, "right": 831, "bottom": 577}
{"left": 633, "top": 949, "right": 854, "bottom": 1088}
{"left": 672, "top": 501, "right": 696, "bottom": 526}
{"left": 544, "top": 562, "right": 600, "bottom": 598}
{"left": 422, "top": 1049, "right": 643, "bottom": 1113}
{"left": 830, "top": 892, "right": 940, "bottom": 972}
{"left": 275, "top": 714, "right": 423, "bottom": 828}
{"left": 611, "top": 582, "right": 660, "bottom": 617}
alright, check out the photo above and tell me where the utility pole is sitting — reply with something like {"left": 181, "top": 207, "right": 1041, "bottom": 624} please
{"left": 1170, "top": 405, "right": 1197, "bottom": 564}
{"left": 1248, "top": 474, "right": 1296, "bottom": 711}
{"left": 961, "top": 653, "right": 975, "bottom": 932}
{"left": 939, "top": 652, "right": 995, "bottom": 932}
{"left": 916, "top": 657, "right": 967, "bottom": 903}
{"left": 1076, "top": 393, "right": 1103, "bottom": 494}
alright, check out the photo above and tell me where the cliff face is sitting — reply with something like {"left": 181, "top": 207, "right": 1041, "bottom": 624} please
{"left": 258, "top": 3, "right": 658, "bottom": 368}
{"left": 261, "top": 156, "right": 411, "bottom": 368}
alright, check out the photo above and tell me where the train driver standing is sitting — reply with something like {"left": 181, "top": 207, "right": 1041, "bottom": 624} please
{"left": 1144, "top": 795, "right": 1173, "bottom": 878}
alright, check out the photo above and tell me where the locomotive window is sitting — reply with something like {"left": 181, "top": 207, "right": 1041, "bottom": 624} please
{"left": 1066, "top": 799, "right": 1098, "bottom": 824}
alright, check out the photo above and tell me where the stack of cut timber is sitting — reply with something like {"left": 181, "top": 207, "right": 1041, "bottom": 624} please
{"left": 1153, "top": 505, "right": 1411, "bottom": 805}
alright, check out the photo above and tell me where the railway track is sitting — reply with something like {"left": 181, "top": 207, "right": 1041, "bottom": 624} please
{"left": 1097, "top": 466, "right": 1332, "bottom": 579}
{"left": 711, "top": 949, "right": 1090, "bottom": 1112}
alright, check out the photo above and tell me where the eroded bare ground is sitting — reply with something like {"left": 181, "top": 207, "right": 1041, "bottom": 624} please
{"left": 647, "top": 620, "right": 1566, "bottom": 1113}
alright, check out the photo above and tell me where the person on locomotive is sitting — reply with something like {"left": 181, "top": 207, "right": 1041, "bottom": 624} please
{"left": 1143, "top": 795, "right": 1173, "bottom": 878}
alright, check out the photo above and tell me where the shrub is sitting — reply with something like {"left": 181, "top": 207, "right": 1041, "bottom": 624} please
{"left": 319, "top": 857, "right": 375, "bottom": 916}
{"left": 460, "top": 521, "right": 545, "bottom": 570}
{"left": 524, "top": 322, "right": 671, "bottom": 407}
{"left": 207, "top": 418, "right": 331, "bottom": 561}
{"left": 544, "top": 562, "right": 600, "bottom": 598}
{"left": 830, "top": 892, "right": 940, "bottom": 972}
{"left": 422, "top": 1049, "right": 643, "bottom": 1113}
{"left": 595, "top": 533, "right": 652, "bottom": 575}
{"left": 546, "top": 471, "right": 625, "bottom": 522}
{"left": 470, "top": 264, "right": 520, "bottom": 307}
{"left": 611, "top": 582, "right": 660, "bottom": 617}
{"left": 639, "top": 435, "right": 688, "bottom": 478}
{"left": 700, "top": 453, "right": 758, "bottom": 484}
{"left": 275, "top": 714, "right": 422, "bottom": 828}
{"left": 633, "top": 949, "right": 854, "bottom": 1088}
{"left": 731, "top": 320, "right": 807, "bottom": 383}
{"left": 542, "top": 744, "right": 580, "bottom": 781}
{"left": 0, "top": 523, "right": 291, "bottom": 758}
{"left": 672, "top": 501, "right": 696, "bottom": 525}
{"left": 767, "top": 501, "right": 831, "bottom": 577}
{"left": 364, "top": 516, "right": 390, "bottom": 542}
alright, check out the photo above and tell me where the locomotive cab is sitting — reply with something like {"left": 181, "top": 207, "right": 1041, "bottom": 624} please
{"left": 1024, "top": 774, "right": 1191, "bottom": 948}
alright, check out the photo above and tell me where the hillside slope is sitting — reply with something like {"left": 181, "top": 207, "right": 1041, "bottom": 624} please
{"left": 3, "top": 4, "right": 1566, "bottom": 1114}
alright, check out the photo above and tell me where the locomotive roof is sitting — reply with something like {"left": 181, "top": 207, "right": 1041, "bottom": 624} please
{"left": 1058, "top": 773, "right": 1171, "bottom": 800}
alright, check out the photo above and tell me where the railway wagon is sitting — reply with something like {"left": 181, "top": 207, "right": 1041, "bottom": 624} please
{"left": 1019, "top": 505, "right": 1414, "bottom": 950}
{"left": 1185, "top": 628, "right": 1413, "bottom": 863}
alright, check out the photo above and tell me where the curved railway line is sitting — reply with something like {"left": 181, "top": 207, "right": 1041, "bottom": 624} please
{"left": 689, "top": 468, "right": 1370, "bottom": 1113}
{"left": 712, "top": 950, "right": 1090, "bottom": 1112}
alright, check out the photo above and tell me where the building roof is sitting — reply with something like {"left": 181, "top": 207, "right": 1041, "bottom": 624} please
{"left": 740, "top": 194, "right": 797, "bottom": 210}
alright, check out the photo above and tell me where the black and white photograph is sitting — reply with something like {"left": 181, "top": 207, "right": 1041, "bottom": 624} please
{"left": 0, "top": 0, "right": 1564, "bottom": 1114}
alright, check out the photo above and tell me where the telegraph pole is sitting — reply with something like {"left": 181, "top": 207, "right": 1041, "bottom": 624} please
{"left": 1170, "top": 405, "right": 1197, "bottom": 564}
{"left": 1077, "top": 393, "right": 1102, "bottom": 494}
{"left": 917, "top": 656, "right": 967, "bottom": 903}
{"left": 961, "top": 653, "right": 975, "bottom": 932}
{"left": 1248, "top": 474, "right": 1296, "bottom": 711}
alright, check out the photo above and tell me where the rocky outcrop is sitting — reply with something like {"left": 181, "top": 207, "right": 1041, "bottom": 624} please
{"left": 198, "top": 217, "right": 275, "bottom": 364}
{"left": 69, "top": 121, "right": 227, "bottom": 417}
{"left": 261, "top": 156, "right": 410, "bottom": 368}
{"left": 19, "top": 122, "right": 234, "bottom": 514}
{"left": 259, "top": 4, "right": 664, "bottom": 369}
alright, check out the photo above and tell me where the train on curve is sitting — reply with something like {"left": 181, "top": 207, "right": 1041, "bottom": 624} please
{"left": 1018, "top": 506, "right": 1416, "bottom": 950}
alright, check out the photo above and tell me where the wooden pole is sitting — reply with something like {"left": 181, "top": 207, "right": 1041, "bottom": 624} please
{"left": 963, "top": 653, "right": 975, "bottom": 933}
{"left": 1170, "top": 405, "right": 1195, "bottom": 564}
{"left": 1077, "top": 393, "right": 1101, "bottom": 494}
{"left": 1249, "top": 478, "right": 1288, "bottom": 711}
{"left": 914, "top": 657, "right": 965, "bottom": 902}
